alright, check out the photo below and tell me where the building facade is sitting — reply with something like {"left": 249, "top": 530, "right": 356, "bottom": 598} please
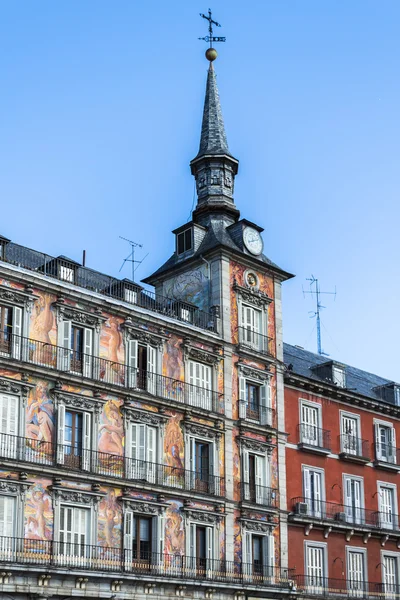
{"left": 284, "top": 343, "right": 400, "bottom": 599}
{"left": 0, "top": 56, "right": 294, "bottom": 599}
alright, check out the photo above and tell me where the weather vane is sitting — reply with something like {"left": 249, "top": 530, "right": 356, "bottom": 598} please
{"left": 199, "top": 9, "right": 225, "bottom": 62}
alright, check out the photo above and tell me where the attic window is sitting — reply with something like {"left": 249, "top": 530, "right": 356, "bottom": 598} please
{"left": 59, "top": 265, "right": 75, "bottom": 283}
{"left": 395, "top": 387, "right": 400, "bottom": 406}
{"left": 177, "top": 228, "right": 193, "bottom": 255}
{"left": 332, "top": 365, "right": 346, "bottom": 388}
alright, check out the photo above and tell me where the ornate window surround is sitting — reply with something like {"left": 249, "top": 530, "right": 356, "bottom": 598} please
{"left": 239, "top": 435, "right": 273, "bottom": 455}
{"left": 0, "top": 477, "right": 30, "bottom": 539}
{"left": 183, "top": 419, "right": 222, "bottom": 482}
{"left": 182, "top": 341, "right": 222, "bottom": 413}
{"left": 54, "top": 297, "right": 106, "bottom": 333}
{"left": 238, "top": 363, "right": 271, "bottom": 385}
{"left": 183, "top": 506, "right": 223, "bottom": 562}
{"left": 123, "top": 320, "right": 165, "bottom": 386}
{"left": 0, "top": 284, "right": 37, "bottom": 358}
{"left": 120, "top": 495, "right": 167, "bottom": 560}
{"left": 124, "top": 406, "right": 167, "bottom": 465}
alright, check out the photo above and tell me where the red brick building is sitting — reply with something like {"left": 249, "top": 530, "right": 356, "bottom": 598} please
{"left": 284, "top": 342, "right": 400, "bottom": 597}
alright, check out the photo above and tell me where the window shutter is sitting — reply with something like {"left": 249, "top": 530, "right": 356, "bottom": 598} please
{"left": 57, "top": 404, "right": 66, "bottom": 464}
{"left": 208, "top": 442, "right": 215, "bottom": 494}
{"left": 204, "top": 365, "right": 212, "bottom": 410}
{"left": 151, "top": 515, "right": 158, "bottom": 564}
{"left": 0, "top": 496, "right": 14, "bottom": 539}
{"left": 138, "top": 424, "right": 146, "bottom": 479}
{"left": 268, "top": 534, "right": 275, "bottom": 575}
{"left": 260, "top": 383, "right": 268, "bottom": 425}
{"left": 243, "top": 531, "right": 252, "bottom": 579}
{"left": 303, "top": 468, "right": 311, "bottom": 509}
{"left": 146, "top": 345, "right": 157, "bottom": 395}
{"left": 344, "top": 478, "right": 353, "bottom": 521}
{"left": 206, "top": 526, "right": 213, "bottom": 573}
{"left": 129, "top": 423, "right": 138, "bottom": 479}
{"left": 187, "top": 523, "right": 196, "bottom": 571}
{"left": 188, "top": 361, "right": 195, "bottom": 406}
{"left": 158, "top": 513, "right": 165, "bottom": 559}
{"left": 83, "top": 328, "right": 93, "bottom": 378}
{"left": 255, "top": 455, "right": 265, "bottom": 504}
{"left": 11, "top": 306, "right": 22, "bottom": 359}
{"left": 391, "top": 428, "right": 397, "bottom": 464}
{"left": 243, "top": 449, "right": 250, "bottom": 500}
{"left": 189, "top": 437, "right": 196, "bottom": 489}
{"left": 82, "top": 412, "right": 91, "bottom": 471}
{"left": 147, "top": 426, "right": 156, "bottom": 483}
{"left": 0, "top": 394, "right": 18, "bottom": 459}
{"left": 239, "top": 376, "right": 246, "bottom": 419}
{"left": 123, "top": 510, "right": 133, "bottom": 564}
{"left": 127, "top": 340, "right": 138, "bottom": 388}
{"left": 59, "top": 321, "right": 72, "bottom": 371}
{"left": 375, "top": 424, "right": 381, "bottom": 460}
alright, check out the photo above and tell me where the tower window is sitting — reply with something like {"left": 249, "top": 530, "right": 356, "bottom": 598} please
{"left": 177, "top": 228, "right": 193, "bottom": 255}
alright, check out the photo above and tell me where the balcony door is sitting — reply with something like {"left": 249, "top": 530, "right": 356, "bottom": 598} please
{"left": 306, "top": 545, "right": 325, "bottom": 589}
{"left": 380, "top": 486, "right": 395, "bottom": 529}
{"left": 384, "top": 556, "right": 398, "bottom": 597}
{"left": 303, "top": 467, "right": 323, "bottom": 517}
{"left": 347, "top": 550, "right": 365, "bottom": 596}
{"left": 301, "top": 404, "right": 319, "bottom": 446}
{"left": 0, "top": 496, "right": 15, "bottom": 555}
{"left": 241, "top": 305, "right": 261, "bottom": 350}
{"left": 342, "top": 415, "right": 359, "bottom": 455}
{"left": 376, "top": 425, "right": 396, "bottom": 464}
{"left": 247, "top": 453, "right": 268, "bottom": 505}
{"left": 0, "top": 393, "right": 18, "bottom": 459}
{"left": 344, "top": 477, "right": 363, "bottom": 525}
{"left": 59, "top": 505, "right": 90, "bottom": 560}
{"left": 188, "top": 361, "right": 212, "bottom": 411}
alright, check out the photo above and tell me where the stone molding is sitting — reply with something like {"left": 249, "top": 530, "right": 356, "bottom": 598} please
{"left": 123, "top": 320, "right": 165, "bottom": 349}
{"left": 119, "top": 497, "right": 167, "bottom": 515}
{"left": 183, "top": 508, "right": 224, "bottom": 525}
{"left": 124, "top": 407, "right": 167, "bottom": 426}
{"left": 0, "top": 377, "right": 32, "bottom": 398}
{"left": 240, "top": 518, "right": 274, "bottom": 533}
{"left": 0, "top": 285, "right": 35, "bottom": 308}
{"left": 239, "top": 436, "right": 272, "bottom": 454}
{"left": 184, "top": 420, "right": 222, "bottom": 440}
{"left": 54, "top": 299, "right": 106, "bottom": 331}
{"left": 182, "top": 339, "right": 222, "bottom": 368}
{"left": 52, "top": 391, "right": 103, "bottom": 414}
{"left": 238, "top": 363, "right": 271, "bottom": 383}
{"left": 51, "top": 486, "right": 104, "bottom": 505}
{"left": 233, "top": 282, "right": 272, "bottom": 308}
{"left": 0, "top": 478, "right": 30, "bottom": 496}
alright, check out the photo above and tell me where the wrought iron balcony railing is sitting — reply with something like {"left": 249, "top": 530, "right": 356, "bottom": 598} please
{"left": 0, "top": 433, "right": 225, "bottom": 497}
{"left": 374, "top": 442, "right": 400, "bottom": 467}
{"left": 238, "top": 400, "right": 276, "bottom": 428}
{"left": 241, "top": 482, "right": 279, "bottom": 508}
{"left": 1, "top": 242, "right": 217, "bottom": 332}
{"left": 237, "top": 327, "right": 274, "bottom": 357}
{"left": 0, "top": 332, "right": 223, "bottom": 413}
{"left": 0, "top": 536, "right": 295, "bottom": 588}
{"left": 291, "top": 497, "right": 400, "bottom": 531}
{"left": 294, "top": 575, "right": 382, "bottom": 598}
{"left": 298, "top": 424, "right": 331, "bottom": 452}
{"left": 338, "top": 435, "right": 370, "bottom": 461}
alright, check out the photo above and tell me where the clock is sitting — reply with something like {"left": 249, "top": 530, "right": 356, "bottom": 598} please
{"left": 243, "top": 226, "right": 263, "bottom": 256}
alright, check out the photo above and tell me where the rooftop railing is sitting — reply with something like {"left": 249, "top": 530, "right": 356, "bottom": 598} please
{"left": 0, "top": 242, "right": 217, "bottom": 333}
{"left": 238, "top": 327, "right": 274, "bottom": 357}
{"left": 0, "top": 332, "right": 223, "bottom": 414}
{"left": 0, "top": 536, "right": 295, "bottom": 589}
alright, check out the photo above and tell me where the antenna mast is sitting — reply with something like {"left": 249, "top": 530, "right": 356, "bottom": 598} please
{"left": 303, "top": 276, "right": 336, "bottom": 355}
{"left": 119, "top": 236, "right": 147, "bottom": 281}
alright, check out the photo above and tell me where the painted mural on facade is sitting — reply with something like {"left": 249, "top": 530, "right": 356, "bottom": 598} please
{"left": 99, "top": 316, "right": 125, "bottom": 385}
{"left": 25, "top": 380, "right": 54, "bottom": 458}
{"left": 164, "top": 411, "right": 184, "bottom": 482}
{"left": 164, "top": 500, "right": 185, "bottom": 555}
{"left": 98, "top": 488, "right": 122, "bottom": 548}
{"left": 29, "top": 291, "right": 57, "bottom": 364}
{"left": 163, "top": 265, "right": 209, "bottom": 312}
{"left": 162, "top": 336, "right": 185, "bottom": 401}
{"left": 25, "top": 478, "right": 53, "bottom": 540}
{"left": 98, "top": 400, "right": 124, "bottom": 474}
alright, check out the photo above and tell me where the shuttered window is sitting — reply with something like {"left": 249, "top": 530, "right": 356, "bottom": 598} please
{"left": 306, "top": 545, "right": 325, "bottom": 586}
{"left": 188, "top": 361, "right": 212, "bottom": 410}
{"left": 0, "top": 496, "right": 15, "bottom": 538}
{"left": 347, "top": 550, "right": 365, "bottom": 594}
{"left": 383, "top": 556, "right": 398, "bottom": 595}
{"left": 344, "top": 477, "right": 363, "bottom": 525}
{"left": 126, "top": 423, "right": 157, "bottom": 482}
{"left": 0, "top": 394, "right": 18, "bottom": 459}
{"left": 379, "top": 486, "right": 396, "bottom": 529}
{"left": 59, "top": 505, "right": 90, "bottom": 557}
{"left": 301, "top": 403, "right": 320, "bottom": 446}
{"left": 303, "top": 468, "right": 323, "bottom": 517}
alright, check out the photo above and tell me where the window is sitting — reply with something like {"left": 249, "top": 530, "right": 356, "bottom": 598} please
{"left": 0, "top": 495, "right": 15, "bottom": 544}
{"left": 240, "top": 305, "right": 262, "bottom": 350}
{"left": 58, "top": 321, "right": 93, "bottom": 378}
{"left": 124, "top": 288, "right": 138, "bottom": 304}
{"left": 375, "top": 423, "right": 397, "bottom": 464}
{"left": 127, "top": 340, "right": 157, "bottom": 394}
{"left": 59, "top": 265, "right": 75, "bottom": 283}
{"left": 239, "top": 375, "right": 271, "bottom": 425}
{"left": 192, "top": 440, "right": 212, "bottom": 493}
{"left": 0, "top": 394, "right": 19, "bottom": 459}
{"left": 126, "top": 423, "right": 157, "bottom": 482}
{"left": 124, "top": 511, "right": 164, "bottom": 564}
{"left": 300, "top": 402, "right": 321, "bottom": 446}
{"left": 332, "top": 365, "right": 346, "bottom": 388}
{"left": 303, "top": 467, "right": 323, "bottom": 517}
{"left": 0, "top": 305, "right": 22, "bottom": 358}
{"left": 383, "top": 555, "right": 399, "bottom": 597}
{"left": 306, "top": 543, "right": 326, "bottom": 589}
{"left": 243, "top": 532, "right": 274, "bottom": 580}
{"left": 59, "top": 505, "right": 90, "bottom": 558}
{"left": 379, "top": 485, "right": 397, "bottom": 530}
{"left": 188, "top": 361, "right": 212, "bottom": 411}
{"left": 57, "top": 405, "right": 91, "bottom": 471}
{"left": 243, "top": 451, "right": 270, "bottom": 505}
{"left": 187, "top": 522, "right": 214, "bottom": 572}
{"left": 341, "top": 413, "right": 361, "bottom": 455}
{"left": 347, "top": 548, "right": 366, "bottom": 596}
{"left": 344, "top": 476, "right": 364, "bottom": 525}
{"left": 177, "top": 228, "right": 193, "bottom": 255}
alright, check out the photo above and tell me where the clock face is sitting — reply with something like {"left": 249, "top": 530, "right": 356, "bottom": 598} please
{"left": 243, "top": 227, "right": 263, "bottom": 256}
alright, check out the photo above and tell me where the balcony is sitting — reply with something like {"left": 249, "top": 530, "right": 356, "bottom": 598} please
{"left": 241, "top": 482, "right": 279, "bottom": 509}
{"left": 338, "top": 435, "right": 370, "bottom": 464}
{"left": 294, "top": 576, "right": 383, "bottom": 599}
{"left": 238, "top": 400, "right": 276, "bottom": 428}
{"left": 0, "top": 332, "right": 223, "bottom": 414}
{"left": 297, "top": 424, "right": 331, "bottom": 455}
{"left": 0, "top": 536, "right": 294, "bottom": 590}
{"left": 0, "top": 242, "right": 217, "bottom": 333}
{"left": 0, "top": 434, "right": 225, "bottom": 497}
{"left": 374, "top": 443, "right": 400, "bottom": 471}
{"left": 290, "top": 497, "right": 400, "bottom": 532}
{"left": 237, "top": 327, "right": 274, "bottom": 358}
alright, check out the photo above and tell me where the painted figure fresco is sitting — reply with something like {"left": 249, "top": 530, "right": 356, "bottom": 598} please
{"left": 164, "top": 412, "right": 184, "bottom": 485}
{"left": 25, "top": 480, "right": 53, "bottom": 540}
{"left": 162, "top": 336, "right": 185, "bottom": 401}
{"left": 163, "top": 265, "right": 209, "bottom": 312}
{"left": 100, "top": 316, "right": 125, "bottom": 385}
{"left": 98, "top": 400, "right": 124, "bottom": 474}
{"left": 164, "top": 501, "right": 185, "bottom": 555}
{"left": 98, "top": 489, "right": 122, "bottom": 548}
{"left": 26, "top": 381, "right": 54, "bottom": 457}
{"left": 29, "top": 292, "right": 56, "bottom": 363}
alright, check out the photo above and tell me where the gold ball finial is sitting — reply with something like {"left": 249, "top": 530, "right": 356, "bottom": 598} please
{"left": 205, "top": 47, "right": 218, "bottom": 62}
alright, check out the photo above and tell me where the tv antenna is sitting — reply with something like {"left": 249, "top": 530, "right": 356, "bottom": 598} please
{"left": 118, "top": 236, "right": 148, "bottom": 281}
{"left": 303, "top": 275, "right": 336, "bottom": 356}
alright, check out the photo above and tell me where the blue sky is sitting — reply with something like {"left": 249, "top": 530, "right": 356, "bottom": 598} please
{"left": 1, "top": 1, "right": 399, "bottom": 379}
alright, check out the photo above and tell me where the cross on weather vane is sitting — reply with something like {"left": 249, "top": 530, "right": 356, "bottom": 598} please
{"left": 199, "top": 9, "right": 226, "bottom": 62}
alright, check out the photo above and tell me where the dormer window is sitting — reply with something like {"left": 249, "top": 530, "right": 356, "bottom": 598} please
{"left": 332, "top": 365, "right": 346, "bottom": 388}
{"left": 177, "top": 228, "right": 193, "bottom": 255}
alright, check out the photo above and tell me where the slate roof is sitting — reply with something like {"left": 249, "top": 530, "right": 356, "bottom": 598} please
{"left": 283, "top": 342, "right": 397, "bottom": 404}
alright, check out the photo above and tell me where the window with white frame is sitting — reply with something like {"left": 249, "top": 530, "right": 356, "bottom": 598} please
{"left": 300, "top": 401, "right": 322, "bottom": 446}
{"left": 57, "top": 405, "right": 92, "bottom": 471}
{"left": 341, "top": 413, "right": 361, "bottom": 455}
{"left": 346, "top": 547, "right": 366, "bottom": 595}
{"left": 239, "top": 371, "right": 271, "bottom": 425}
{"left": 124, "top": 510, "right": 164, "bottom": 563}
{"left": 344, "top": 475, "right": 364, "bottom": 525}
{"left": 243, "top": 529, "right": 274, "bottom": 580}
{"left": 188, "top": 360, "right": 212, "bottom": 411}
{"left": 187, "top": 522, "right": 215, "bottom": 571}
{"left": 58, "top": 320, "right": 94, "bottom": 378}
{"left": 59, "top": 504, "right": 91, "bottom": 558}
{"left": 375, "top": 422, "right": 397, "bottom": 464}
{"left": 0, "top": 304, "right": 22, "bottom": 359}
{"left": 0, "top": 495, "right": 15, "bottom": 543}
{"left": 303, "top": 466, "right": 324, "bottom": 517}
{"left": 305, "top": 542, "right": 326, "bottom": 588}
{"left": 0, "top": 393, "right": 19, "bottom": 459}
{"left": 125, "top": 422, "right": 158, "bottom": 482}
{"left": 332, "top": 365, "right": 346, "bottom": 388}
{"left": 378, "top": 484, "right": 398, "bottom": 530}
{"left": 242, "top": 447, "right": 271, "bottom": 506}
{"left": 240, "top": 305, "right": 263, "bottom": 351}
{"left": 127, "top": 339, "right": 157, "bottom": 394}
{"left": 383, "top": 554, "right": 399, "bottom": 597}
